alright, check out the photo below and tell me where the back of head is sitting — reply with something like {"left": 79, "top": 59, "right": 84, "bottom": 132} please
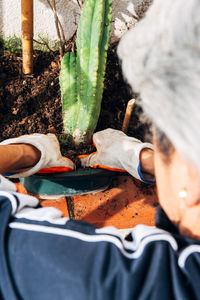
{"left": 118, "top": 0, "right": 200, "bottom": 172}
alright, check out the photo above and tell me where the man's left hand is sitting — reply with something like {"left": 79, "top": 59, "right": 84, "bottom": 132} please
{"left": 0, "top": 134, "right": 74, "bottom": 177}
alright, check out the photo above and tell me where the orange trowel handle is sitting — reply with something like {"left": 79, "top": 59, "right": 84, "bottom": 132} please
{"left": 37, "top": 167, "right": 73, "bottom": 174}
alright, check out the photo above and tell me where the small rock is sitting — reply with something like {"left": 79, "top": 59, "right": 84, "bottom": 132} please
{"left": 48, "top": 126, "right": 56, "bottom": 134}
{"left": 51, "top": 61, "right": 57, "bottom": 69}
{"left": 12, "top": 108, "right": 19, "bottom": 115}
{"left": 19, "top": 120, "right": 25, "bottom": 125}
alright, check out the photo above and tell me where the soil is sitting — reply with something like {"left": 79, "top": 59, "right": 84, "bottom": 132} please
{"left": 0, "top": 43, "right": 150, "bottom": 160}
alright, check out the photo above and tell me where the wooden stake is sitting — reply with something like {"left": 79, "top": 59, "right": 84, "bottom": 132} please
{"left": 122, "top": 99, "right": 136, "bottom": 133}
{"left": 21, "top": 0, "right": 33, "bottom": 74}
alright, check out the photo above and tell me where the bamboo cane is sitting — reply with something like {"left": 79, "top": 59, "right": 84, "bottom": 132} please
{"left": 21, "top": 0, "right": 33, "bottom": 74}
{"left": 122, "top": 99, "right": 136, "bottom": 134}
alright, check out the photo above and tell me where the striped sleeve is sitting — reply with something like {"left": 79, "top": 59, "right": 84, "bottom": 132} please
{"left": 0, "top": 191, "right": 199, "bottom": 300}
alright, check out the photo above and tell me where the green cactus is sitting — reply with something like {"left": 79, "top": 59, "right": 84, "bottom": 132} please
{"left": 59, "top": 0, "right": 112, "bottom": 147}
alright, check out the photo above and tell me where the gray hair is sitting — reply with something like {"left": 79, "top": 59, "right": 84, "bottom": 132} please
{"left": 118, "top": 0, "right": 200, "bottom": 172}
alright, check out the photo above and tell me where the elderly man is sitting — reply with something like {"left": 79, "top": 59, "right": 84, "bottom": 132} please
{"left": 0, "top": 0, "right": 200, "bottom": 299}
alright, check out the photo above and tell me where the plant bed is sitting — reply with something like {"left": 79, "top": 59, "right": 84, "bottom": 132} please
{"left": 0, "top": 44, "right": 151, "bottom": 150}
{"left": 0, "top": 44, "right": 152, "bottom": 196}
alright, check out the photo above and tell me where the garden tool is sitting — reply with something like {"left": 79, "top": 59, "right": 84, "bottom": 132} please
{"left": 0, "top": 133, "right": 74, "bottom": 178}
{"left": 79, "top": 128, "right": 155, "bottom": 183}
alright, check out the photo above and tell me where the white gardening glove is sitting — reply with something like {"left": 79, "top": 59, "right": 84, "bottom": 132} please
{"left": 0, "top": 175, "right": 17, "bottom": 191}
{"left": 0, "top": 133, "right": 74, "bottom": 178}
{"left": 80, "top": 128, "right": 155, "bottom": 183}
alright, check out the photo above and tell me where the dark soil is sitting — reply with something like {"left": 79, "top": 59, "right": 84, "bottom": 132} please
{"left": 0, "top": 44, "right": 150, "bottom": 159}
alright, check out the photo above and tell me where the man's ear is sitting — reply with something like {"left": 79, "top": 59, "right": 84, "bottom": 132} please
{"left": 185, "top": 161, "right": 200, "bottom": 207}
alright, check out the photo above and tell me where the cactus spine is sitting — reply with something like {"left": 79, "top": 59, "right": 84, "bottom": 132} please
{"left": 59, "top": 0, "right": 112, "bottom": 147}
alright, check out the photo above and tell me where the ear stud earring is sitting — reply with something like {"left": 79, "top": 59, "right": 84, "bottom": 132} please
{"left": 179, "top": 188, "right": 187, "bottom": 199}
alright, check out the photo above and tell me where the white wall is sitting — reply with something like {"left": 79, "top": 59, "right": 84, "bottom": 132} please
{"left": 0, "top": 0, "right": 139, "bottom": 44}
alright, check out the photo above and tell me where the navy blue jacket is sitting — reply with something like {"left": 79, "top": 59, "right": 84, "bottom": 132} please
{"left": 0, "top": 177, "right": 200, "bottom": 299}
